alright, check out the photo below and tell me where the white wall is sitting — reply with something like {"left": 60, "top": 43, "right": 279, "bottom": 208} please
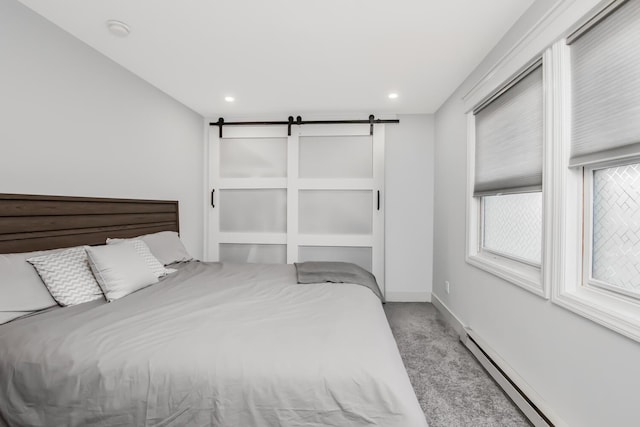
{"left": 0, "top": 0, "right": 204, "bottom": 257}
{"left": 433, "top": 1, "right": 640, "bottom": 426}
{"left": 385, "top": 115, "right": 434, "bottom": 301}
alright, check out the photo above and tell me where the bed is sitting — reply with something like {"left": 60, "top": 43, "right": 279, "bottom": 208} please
{"left": 0, "top": 193, "right": 427, "bottom": 427}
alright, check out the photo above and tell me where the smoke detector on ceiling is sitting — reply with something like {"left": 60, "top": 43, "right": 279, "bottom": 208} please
{"left": 106, "top": 20, "right": 130, "bottom": 37}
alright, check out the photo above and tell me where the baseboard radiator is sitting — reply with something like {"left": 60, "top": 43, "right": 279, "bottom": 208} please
{"left": 462, "top": 329, "right": 555, "bottom": 427}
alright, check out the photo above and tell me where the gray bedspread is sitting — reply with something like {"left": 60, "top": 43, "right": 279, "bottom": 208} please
{"left": 295, "top": 261, "right": 384, "bottom": 302}
{"left": 0, "top": 261, "right": 426, "bottom": 427}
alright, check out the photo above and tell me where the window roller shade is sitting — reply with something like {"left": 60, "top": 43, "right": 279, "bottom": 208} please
{"left": 569, "top": 0, "right": 640, "bottom": 167}
{"left": 474, "top": 66, "right": 543, "bottom": 196}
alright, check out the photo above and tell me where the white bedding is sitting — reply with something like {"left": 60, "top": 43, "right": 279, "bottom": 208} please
{"left": 0, "top": 261, "right": 428, "bottom": 426}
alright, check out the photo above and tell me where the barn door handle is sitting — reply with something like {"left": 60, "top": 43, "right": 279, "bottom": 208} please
{"left": 377, "top": 191, "right": 380, "bottom": 211}
{"left": 211, "top": 189, "right": 215, "bottom": 208}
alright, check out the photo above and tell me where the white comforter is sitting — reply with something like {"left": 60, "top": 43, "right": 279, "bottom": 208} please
{"left": 0, "top": 262, "right": 428, "bottom": 426}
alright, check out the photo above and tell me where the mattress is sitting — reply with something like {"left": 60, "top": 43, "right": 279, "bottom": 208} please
{"left": 0, "top": 261, "right": 427, "bottom": 426}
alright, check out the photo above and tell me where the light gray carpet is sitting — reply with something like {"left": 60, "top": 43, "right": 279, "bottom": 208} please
{"left": 384, "top": 302, "right": 531, "bottom": 427}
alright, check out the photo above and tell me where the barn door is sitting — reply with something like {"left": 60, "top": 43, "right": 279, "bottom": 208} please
{"left": 206, "top": 123, "right": 385, "bottom": 294}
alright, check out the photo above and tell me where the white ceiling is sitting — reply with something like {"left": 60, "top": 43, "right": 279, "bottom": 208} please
{"left": 18, "top": 0, "right": 534, "bottom": 117}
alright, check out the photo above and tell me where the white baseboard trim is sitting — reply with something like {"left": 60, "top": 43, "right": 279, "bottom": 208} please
{"left": 385, "top": 291, "right": 431, "bottom": 302}
{"left": 431, "top": 293, "right": 566, "bottom": 427}
{"left": 430, "top": 293, "right": 466, "bottom": 338}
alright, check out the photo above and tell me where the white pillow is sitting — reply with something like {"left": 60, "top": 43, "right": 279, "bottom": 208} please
{"left": 0, "top": 251, "right": 58, "bottom": 317}
{"left": 107, "top": 239, "right": 175, "bottom": 278}
{"left": 27, "top": 246, "right": 104, "bottom": 307}
{"left": 107, "top": 231, "right": 192, "bottom": 266}
{"left": 85, "top": 242, "right": 158, "bottom": 302}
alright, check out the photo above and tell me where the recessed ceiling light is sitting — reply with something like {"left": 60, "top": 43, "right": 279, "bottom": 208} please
{"left": 224, "top": 96, "right": 235, "bottom": 102}
{"left": 106, "top": 20, "right": 130, "bottom": 37}
{"left": 388, "top": 92, "right": 399, "bottom": 99}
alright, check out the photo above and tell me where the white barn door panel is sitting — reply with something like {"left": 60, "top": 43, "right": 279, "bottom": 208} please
{"left": 207, "top": 123, "right": 385, "bottom": 294}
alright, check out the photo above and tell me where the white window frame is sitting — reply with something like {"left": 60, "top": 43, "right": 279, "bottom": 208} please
{"left": 549, "top": 39, "right": 640, "bottom": 343}
{"left": 465, "top": 52, "right": 553, "bottom": 299}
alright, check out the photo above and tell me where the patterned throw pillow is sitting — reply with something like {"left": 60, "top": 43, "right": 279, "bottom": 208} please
{"left": 27, "top": 246, "right": 104, "bottom": 306}
{"left": 109, "top": 239, "right": 175, "bottom": 278}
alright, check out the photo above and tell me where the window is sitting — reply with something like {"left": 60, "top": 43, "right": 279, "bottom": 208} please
{"left": 466, "top": 61, "right": 547, "bottom": 297}
{"left": 551, "top": 0, "right": 640, "bottom": 341}
{"left": 482, "top": 192, "right": 542, "bottom": 266}
{"left": 587, "top": 162, "right": 640, "bottom": 299}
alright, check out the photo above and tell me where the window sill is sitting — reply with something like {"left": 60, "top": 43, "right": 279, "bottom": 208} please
{"left": 466, "top": 252, "right": 546, "bottom": 298}
{"left": 552, "top": 285, "right": 640, "bottom": 343}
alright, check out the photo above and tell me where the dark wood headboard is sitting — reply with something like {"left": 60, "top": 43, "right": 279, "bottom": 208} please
{"left": 0, "top": 194, "right": 179, "bottom": 254}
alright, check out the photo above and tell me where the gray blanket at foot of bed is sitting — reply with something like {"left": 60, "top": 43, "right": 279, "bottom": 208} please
{"left": 295, "top": 261, "right": 384, "bottom": 302}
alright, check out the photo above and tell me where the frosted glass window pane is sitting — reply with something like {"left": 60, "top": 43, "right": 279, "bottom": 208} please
{"left": 482, "top": 192, "right": 542, "bottom": 265}
{"left": 220, "top": 138, "right": 287, "bottom": 178}
{"left": 220, "top": 189, "right": 287, "bottom": 232}
{"left": 592, "top": 163, "right": 640, "bottom": 294}
{"left": 299, "top": 136, "right": 372, "bottom": 178}
{"left": 299, "top": 246, "right": 372, "bottom": 273}
{"left": 299, "top": 190, "right": 372, "bottom": 235}
{"left": 220, "top": 244, "right": 286, "bottom": 264}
